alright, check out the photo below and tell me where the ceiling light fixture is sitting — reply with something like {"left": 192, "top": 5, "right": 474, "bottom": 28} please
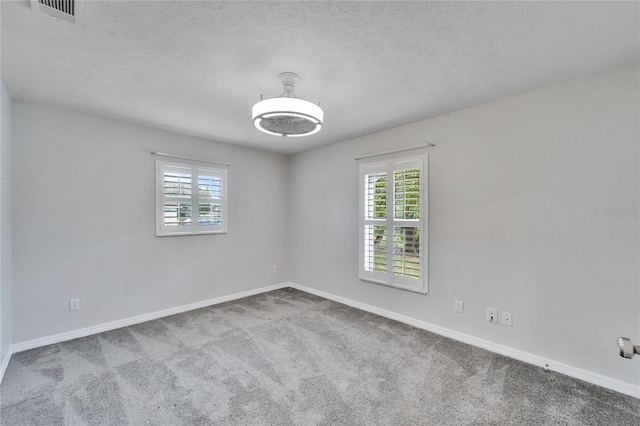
{"left": 252, "top": 72, "right": 323, "bottom": 137}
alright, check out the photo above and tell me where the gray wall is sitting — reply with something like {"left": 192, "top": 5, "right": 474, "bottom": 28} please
{"left": 0, "top": 81, "right": 12, "bottom": 371}
{"left": 8, "top": 65, "right": 639, "bottom": 390}
{"left": 289, "top": 65, "right": 640, "bottom": 387}
{"left": 12, "top": 102, "right": 289, "bottom": 343}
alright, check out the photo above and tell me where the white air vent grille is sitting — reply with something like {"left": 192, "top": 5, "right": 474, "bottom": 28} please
{"left": 40, "top": 0, "right": 75, "bottom": 16}
{"left": 31, "top": 0, "right": 83, "bottom": 27}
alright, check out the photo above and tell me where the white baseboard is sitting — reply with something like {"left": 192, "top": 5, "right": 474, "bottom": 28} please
{"left": 8, "top": 281, "right": 639, "bottom": 399}
{"left": 0, "top": 349, "right": 11, "bottom": 384}
{"left": 286, "top": 282, "right": 640, "bottom": 399}
{"left": 11, "top": 283, "right": 289, "bottom": 354}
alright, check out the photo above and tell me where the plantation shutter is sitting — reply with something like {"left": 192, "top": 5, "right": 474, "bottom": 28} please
{"left": 195, "top": 169, "right": 225, "bottom": 232}
{"left": 162, "top": 164, "right": 193, "bottom": 233}
{"left": 359, "top": 155, "right": 427, "bottom": 293}
{"left": 361, "top": 164, "right": 388, "bottom": 283}
{"left": 391, "top": 158, "right": 424, "bottom": 291}
{"left": 156, "top": 160, "right": 227, "bottom": 236}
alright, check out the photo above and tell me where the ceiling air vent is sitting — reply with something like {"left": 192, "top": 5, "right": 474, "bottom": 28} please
{"left": 30, "top": 0, "right": 84, "bottom": 27}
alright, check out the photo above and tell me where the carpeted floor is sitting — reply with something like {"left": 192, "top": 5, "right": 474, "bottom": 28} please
{"left": 0, "top": 288, "right": 638, "bottom": 425}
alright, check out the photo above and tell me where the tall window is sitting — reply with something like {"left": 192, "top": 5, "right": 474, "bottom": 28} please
{"left": 359, "top": 155, "right": 427, "bottom": 293}
{"left": 156, "top": 160, "right": 227, "bottom": 236}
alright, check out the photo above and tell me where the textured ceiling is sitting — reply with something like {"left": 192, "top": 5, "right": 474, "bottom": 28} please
{"left": 1, "top": 1, "right": 638, "bottom": 155}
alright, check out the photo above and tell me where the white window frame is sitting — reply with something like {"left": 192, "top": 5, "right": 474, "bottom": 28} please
{"left": 155, "top": 159, "right": 228, "bottom": 236}
{"left": 359, "top": 154, "right": 428, "bottom": 294}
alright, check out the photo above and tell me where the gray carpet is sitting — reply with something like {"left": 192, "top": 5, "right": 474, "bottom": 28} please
{"left": 0, "top": 288, "right": 638, "bottom": 425}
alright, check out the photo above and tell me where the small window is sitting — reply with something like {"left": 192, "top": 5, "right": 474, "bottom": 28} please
{"left": 359, "top": 154, "right": 428, "bottom": 293}
{"left": 156, "top": 160, "right": 227, "bottom": 236}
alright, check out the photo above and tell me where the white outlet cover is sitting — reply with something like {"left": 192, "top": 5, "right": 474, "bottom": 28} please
{"left": 69, "top": 298, "right": 80, "bottom": 311}
{"left": 455, "top": 300, "right": 464, "bottom": 313}
{"left": 486, "top": 308, "right": 498, "bottom": 323}
{"left": 502, "top": 312, "right": 513, "bottom": 326}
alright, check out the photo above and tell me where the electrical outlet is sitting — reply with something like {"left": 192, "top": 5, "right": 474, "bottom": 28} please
{"left": 69, "top": 298, "right": 80, "bottom": 311}
{"left": 502, "top": 312, "right": 512, "bottom": 326}
{"left": 272, "top": 265, "right": 278, "bottom": 273}
{"left": 486, "top": 308, "right": 498, "bottom": 323}
{"left": 454, "top": 300, "right": 464, "bottom": 313}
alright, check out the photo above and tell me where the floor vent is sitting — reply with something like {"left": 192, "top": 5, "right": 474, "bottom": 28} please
{"left": 30, "top": 0, "right": 83, "bottom": 27}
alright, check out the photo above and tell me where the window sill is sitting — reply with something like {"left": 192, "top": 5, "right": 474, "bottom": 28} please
{"left": 359, "top": 277, "right": 428, "bottom": 295}
{"left": 156, "top": 230, "right": 228, "bottom": 237}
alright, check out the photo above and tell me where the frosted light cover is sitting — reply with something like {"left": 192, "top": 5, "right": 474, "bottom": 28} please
{"left": 252, "top": 97, "right": 324, "bottom": 137}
